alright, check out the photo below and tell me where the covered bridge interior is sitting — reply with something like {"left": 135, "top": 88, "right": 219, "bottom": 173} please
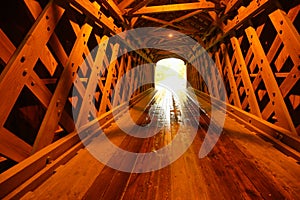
{"left": 0, "top": 0, "right": 300, "bottom": 199}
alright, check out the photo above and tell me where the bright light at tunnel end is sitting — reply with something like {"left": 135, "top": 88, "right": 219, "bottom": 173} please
{"left": 72, "top": 27, "right": 227, "bottom": 173}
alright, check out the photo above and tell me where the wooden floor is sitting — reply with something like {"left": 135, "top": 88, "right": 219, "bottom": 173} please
{"left": 22, "top": 90, "right": 300, "bottom": 200}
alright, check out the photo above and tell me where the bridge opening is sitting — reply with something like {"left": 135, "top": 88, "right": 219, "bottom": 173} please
{"left": 155, "top": 58, "right": 187, "bottom": 93}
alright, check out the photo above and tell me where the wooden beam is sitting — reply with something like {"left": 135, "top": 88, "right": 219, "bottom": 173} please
{"left": 141, "top": 15, "right": 199, "bottom": 33}
{"left": 220, "top": 44, "right": 242, "bottom": 108}
{"left": 126, "top": 2, "right": 215, "bottom": 15}
{"left": 32, "top": 19, "right": 94, "bottom": 153}
{"left": 167, "top": 10, "right": 204, "bottom": 25}
{"left": 0, "top": 88, "right": 153, "bottom": 199}
{"left": 0, "top": 12, "right": 75, "bottom": 136}
{"left": 113, "top": 55, "right": 126, "bottom": 105}
{"left": 121, "top": 55, "right": 133, "bottom": 103}
{"left": 230, "top": 37, "right": 262, "bottom": 117}
{"left": 126, "top": 0, "right": 155, "bottom": 16}
{"left": 224, "top": 0, "right": 243, "bottom": 14}
{"left": 118, "top": 0, "right": 135, "bottom": 10}
{"left": 245, "top": 26, "right": 297, "bottom": 135}
{"left": 0, "top": 29, "right": 16, "bottom": 63}
{"left": 97, "top": 0, "right": 126, "bottom": 24}
{"left": 76, "top": 35, "right": 109, "bottom": 127}
{"left": 208, "top": 52, "right": 220, "bottom": 99}
{"left": 206, "top": 0, "right": 270, "bottom": 49}
{"left": 26, "top": 73, "right": 75, "bottom": 133}
{"left": 214, "top": 50, "right": 229, "bottom": 103}
{"left": 261, "top": 8, "right": 300, "bottom": 123}
{"left": 99, "top": 44, "right": 120, "bottom": 114}
{"left": 0, "top": 1, "right": 64, "bottom": 135}
{"left": 0, "top": 128, "right": 32, "bottom": 162}
{"left": 67, "top": 0, "right": 122, "bottom": 33}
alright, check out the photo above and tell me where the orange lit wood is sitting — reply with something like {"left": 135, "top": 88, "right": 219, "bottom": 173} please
{"left": 220, "top": 44, "right": 242, "bottom": 108}
{"left": 126, "top": 0, "right": 155, "bottom": 16}
{"left": 127, "top": 2, "right": 215, "bottom": 15}
{"left": 118, "top": 0, "right": 135, "bottom": 10}
{"left": 99, "top": 44, "right": 120, "bottom": 114}
{"left": 77, "top": 36, "right": 109, "bottom": 126}
{"left": 32, "top": 20, "right": 94, "bottom": 152}
{"left": 97, "top": 0, "right": 126, "bottom": 24}
{"left": 230, "top": 37, "right": 261, "bottom": 117}
{"left": 0, "top": 1, "right": 64, "bottom": 128}
{"left": 245, "top": 26, "right": 297, "bottom": 135}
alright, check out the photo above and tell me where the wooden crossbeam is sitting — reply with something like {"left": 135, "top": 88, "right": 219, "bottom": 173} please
{"left": 245, "top": 26, "right": 297, "bottom": 135}
{"left": 67, "top": 0, "right": 122, "bottom": 33}
{"left": 118, "top": 0, "right": 135, "bottom": 10}
{"left": 97, "top": 0, "right": 126, "bottom": 24}
{"left": 208, "top": 52, "right": 220, "bottom": 99}
{"left": 24, "top": 0, "right": 77, "bottom": 132}
{"left": 0, "top": 29, "right": 17, "bottom": 64}
{"left": 113, "top": 55, "right": 126, "bottom": 105}
{"left": 261, "top": 9, "right": 300, "bottom": 124}
{"left": 167, "top": 10, "right": 204, "bottom": 25}
{"left": 126, "top": 0, "right": 155, "bottom": 16}
{"left": 77, "top": 35, "right": 109, "bottom": 127}
{"left": 126, "top": 2, "right": 215, "bottom": 15}
{"left": 230, "top": 37, "right": 262, "bottom": 117}
{"left": 99, "top": 44, "right": 120, "bottom": 114}
{"left": 121, "top": 55, "right": 133, "bottom": 103}
{"left": 220, "top": 44, "right": 242, "bottom": 108}
{"left": 0, "top": 1, "right": 64, "bottom": 161}
{"left": 0, "top": 2, "right": 64, "bottom": 127}
{"left": 141, "top": 15, "right": 198, "bottom": 33}
{"left": 269, "top": 9, "right": 300, "bottom": 97}
{"left": 0, "top": 5, "right": 75, "bottom": 162}
{"left": 224, "top": 0, "right": 242, "bottom": 14}
{"left": 0, "top": 128, "right": 32, "bottom": 162}
{"left": 206, "top": 0, "right": 270, "bottom": 49}
{"left": 32, "top": 18, "right": 94, "bottom": 152}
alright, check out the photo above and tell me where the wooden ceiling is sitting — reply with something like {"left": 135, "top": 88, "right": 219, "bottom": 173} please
{"left": 94, "top": 0, "right": 275, "bottom": 61}
{"left": 107, "top": 0, "right": 224, "bottom": 40}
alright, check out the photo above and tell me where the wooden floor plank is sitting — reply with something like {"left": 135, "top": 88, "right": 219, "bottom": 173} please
{"left": 21, "top": 90, "right": 300, "bottom": 200}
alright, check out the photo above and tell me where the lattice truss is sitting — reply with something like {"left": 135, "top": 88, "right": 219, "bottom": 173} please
{"left": 0, "top": 0, "right": 154, "bottom": 163}
{"left": 188, "top": 2, "right": 300, "bottom": 143}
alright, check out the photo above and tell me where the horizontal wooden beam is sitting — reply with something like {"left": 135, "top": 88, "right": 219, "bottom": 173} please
{"left": 126, "top": 2, "right": 216, "bottom": 15}
{"left": 125, "top": 0, "right": 155, "bottom": 16}
{"left": 141, "top": 15, "right": 198, "bottom": 33}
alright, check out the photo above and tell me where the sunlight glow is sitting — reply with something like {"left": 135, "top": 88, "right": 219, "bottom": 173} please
{"left": 155, "top": 58, "right": 187, "bottom": 93}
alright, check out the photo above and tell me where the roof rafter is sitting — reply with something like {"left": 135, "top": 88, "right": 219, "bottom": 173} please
{"left": 141, "top": 15, "right": 199, "bottom": 33}
{"left": 161, "top": 10, "right": 204, "bottom": 28}
{"left": 126, "top": 2, "right": 216, "bottom": 15}
{"left": 126, "top": 0, "right": 155, "bottom": 16}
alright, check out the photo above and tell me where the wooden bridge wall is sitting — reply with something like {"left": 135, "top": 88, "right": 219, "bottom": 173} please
{"left": 0, "top": 0, "right": 154, "bottom": 164}
{"left": 187, "top": 1, "right": 300, "bottom": 149}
